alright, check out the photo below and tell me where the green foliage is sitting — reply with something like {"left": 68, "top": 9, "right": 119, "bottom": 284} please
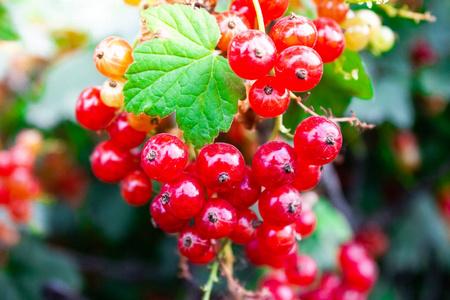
{"left": 124, "top": 4, "right": 246, "bottom": 148}
{"left": 0, "top": 3, "right": 19, "bottom": 41}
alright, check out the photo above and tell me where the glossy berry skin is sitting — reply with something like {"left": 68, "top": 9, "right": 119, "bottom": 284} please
{"left": 291, "top": 161, "right": 322, "bottom": 191}
{"left": 90, "top": 141, "right": 132, "bottom": 183}
{"left": 120, "top": 170, "right": 152, "bottom": 206}
{"left": 270, "top": 14, "right": 317, "bottom": 52}
{"left": 178, "top": 226, "right": 211, "bottom": 259}
{"left": 75, "top": 87, "right": 117, "bottom": 130}
{"left": 257, "top": 223, "right": 296, "bottom": 255}
{"left": 245, "top": 240, "right": 269, "bottom": 266}
{"left": 302, "top": 288, "right": 334, "bottom": 300}
{"left": 217, "top": 166, "right": 261, "bottom": 209}
{"left": 0, "top": 151, "right": 13, "bottom": 177}
{"left": 317, "top": 0, "right": 349, "bottom": 24}
{"left": 294, "top": 116, "right": 342, "bottom": 165}
{"left": 8, "top": 199, "right": 32, "bottom": 224}
{"left": 160, "top": 173, "right": 205, "bottom": 220}
{"left": 313, "top": 17, "right": 345, "bottom": 63}
{"left": 319, "top": 272, "right": 342, "bottom": 292}
{"left": 333, "top": 286, "right": 367, "bottom": 300}
{"left": 294, "top": 208, "right": 317, "bottom": 238}
{"left": 94, "top": 36, "right": 133, "bottom": 78}
{"left": 338, "top": 241, "right": 370, "bottom": 268}
{"left": 354, "top": 226, "right": 389, "bottom": 258}
{"left": 230, "top": 0, "right": 256, "bottom": 28}
{"left": 229, "top": 208, "right": 261, "bottom": 244}
{"left": 194, "top": 198, "right": 237, "bottom": 239}
{"left": 126, "top": 112, "right": 160, "bottom": 132}
{"left": 259, "top": 0, "right": 289, "bottom": 21}
{"left": 150, "top": 195, "right": 189, "bottom": 233}
{"left": 100, "top": 78, "right": 126, "bottom": 108}
{"left": 275, "top": 46, "right": 323, "bottom": 92}
{"left": 252, "top": 141, "right": 298, "bottom": 189}
{"left": 141, "top": 133, "right": 188, "bottom": 183}
{"left": 342, "top": 258, "right": 378, "bottom": 292}
{"left": 260, "top": 278, "right": 295, "bottom": 300}
{"left": 228, "top": 30, "right": 277, "bottom": 80}
{"left": 259, "top": 185, "right": 302, "bottom": 227}
{"left": 196, "top": 143, "right": 245, "bottom": 192}
{"left": 189, "top": 244, "right": 216, "bottom": 264}
{"left": 216, "top": 11, "right": 251, "bottom": 52}
{"left": 340, "top": 17, "right": 370, "bottom": 52}
{"left": 248, "top": 75, "right": 290, "bottom": 118}
{"left": 284, "top": 254, "right": 318, "bottom": 286}
{"left": 107, "top": 112, "right": 147, "bottom": 149}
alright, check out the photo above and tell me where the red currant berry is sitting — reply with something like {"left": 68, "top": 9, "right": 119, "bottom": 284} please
{"left": 194, "top": 198, "right": 237, "bottom": 239}
{"left": 317, "top": 0, "right": 349, "bottom": 24}
{"left": 178, "top": 226, "right": 211, "bottom": 259}
{"left": 333, "top": 285, "right": 366, "bottom": 300}
{"left": 342, "top": 257, "right": 378, "bottom": 292}
{"left": 6, "top": 167, "right": 41, "bottom": 200}
{"left": 319, "top": 272, "right": 341, "bottom": 291}
{"left": 196, "top": 143, "right": 245, "bottom": 192}
{"left": 228, "top": 30, "right": 277, "bottom": 80}
{"left": 230, "top": 0, "right": 256, "bottom": 28}
{"left": 259, "top": 0, "right": 289, "bottom": 21}
{"left": 259, "top": 185, "right": 302, "bottom": 227}
{"left": 216, "top": 11, "right": 251, "bottom": 52}
{"left": 354, "top": 226, "right": 389, "bottom": 259}
{"left": 120, "top": 169, "right": 152, "bottom": 206}
{"left": 291, "top": 161, "right": 323, "bottom": 191}
{"left": 189, "top": 243, "right": 217, "bottom": 264}
{"left": 245, "top": 240, "right": 269, "bottom": 267}
{"left": 150, "top": 195, "right": 189, "bottom": 233}
{"left": 338, "top": 241, "right": 370, "bottom": 268}
{"left": 257, "top": 222, "right": 296, "bottom": 255}
{"left": 275, "top": 46, "right": 323, "bottom": 92}
{"left": 270, "top": 14, "right": 317, "bottom": 52}
{"left": 217, "top": 166, "right": 261, "bottom": 209}
{"left": 107, "top": 112, "right": 147, "bottom": 149}
{"left": 252, "top": 141, "right": 298, "bottom": 189}
{"left": 229, "top": 208, "right": 261, "bottom": 244}
{"left": 126, "top": 112, "right": 160, "bottom": 132}
{"left": 302, "top": 288, "right": 334, "bottom": 300}
{"left": 129, "top": 147, "right": 142, "bottom": 171}
{"left": 313, "top": 17, "right": 345, "bottom": 63}
{"left": 260, "top": 278, "right": 295, "bottom": 300}
{"left": 8, "top": 199, "right": 32, "bottom": 224}
{"left": 248, "top": 75, "right": 290, "bottom": 118}
{"left": 160, "top": 173, "right": 205, "bottom": 220}
{"left": 294, "top": 207, "right": 317, "bottom": 238}
{"left": 0, "top": 181, "right": 11, "bottom": 205}
{"left": 94, "top": 36, "right": 133, "bottom": 78}
{"left": 294, "top": 116, "right": 342, "bottom": 165}
{"left": 0, "top": 151, "right": 13, "bottom": 177}
{"left": 284, "top": 254, "right": 318, "bottom": 286}
{"left": 141, "top": 133, "right": 188, "bottom": 183}
{"left": 75, "top": 87, "right": 117, "bottom": 131}
{"left": 90, "top": 140, "right": 133, "bottom": 183}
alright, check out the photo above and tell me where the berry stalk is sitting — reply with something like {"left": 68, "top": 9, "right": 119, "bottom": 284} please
{"left": 251, "top": 0, "right": 265, "bottom": 32}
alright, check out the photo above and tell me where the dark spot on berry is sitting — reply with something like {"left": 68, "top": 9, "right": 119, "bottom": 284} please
{"left": 325, "top": 135, "right": 336, "bottom": 146}
{"left": 283, "top": 163, "right": 293, "bottom": 174}
{"left": 288, "top": 202, "right": 299, "bottom": 213}
{"left": 147, "top": 149, "right": 157, "bottom": 162}
{"left": 108, "top": 79, "right": 117, "bottom": 88}
{"left": 217, "top": 172, "right": 230, "bottom": 183}
{"left": 150, "top": 117, "right": 159, "bottom": 125}
{"left": 254, "top": 47, "right": 264, "bottom": 58}
{"left": 161, "top": 192, "right": 170, "bottom": 204}
{"left": 296, "top": 68, "right": 308, "bottom": 80}
{"left": 263, "top": 85, "right": 273, "bottom": 95}
{"left": 96, "top": 51, "right": 104, "bottom": 59}
{"left": 251, "top": 219, "right": 262, "bottom": 228}
{"left": 208, "top": 212, "right": 219, "bottom": 224}
{"left": 228, "top": 20, "right": 236, "bottom": 29}
{"left": 184, "top": 236, "right": 192, "bottom": 247}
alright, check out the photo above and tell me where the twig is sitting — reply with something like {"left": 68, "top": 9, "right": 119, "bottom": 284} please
{"left": 251, "top": 0, "right": 265, "bottom": 32}
{"left": 377, "top": 3, "right": 436, "bottom": 23}
{"left": 201, "top": 261, "right": 220, "bottom": 300}
{"left": 330, "top": 111, "right": 376, "bottom": 130}
{"left": 268, "top": 115, "right": 283, "bottom": 141}
{"left": 290, "top": 92, "right": 319, "bottom": 117}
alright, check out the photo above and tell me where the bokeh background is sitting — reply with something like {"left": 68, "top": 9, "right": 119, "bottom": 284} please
{"left": 0, "top": 0, "right": 449, "bottom": 299}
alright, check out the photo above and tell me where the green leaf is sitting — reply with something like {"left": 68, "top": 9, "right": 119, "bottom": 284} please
{"left": 0, "top": 3, "right": 19, "bottom": 41}
{"left": 124, "top": 4, "right": 246, "bottom": 148}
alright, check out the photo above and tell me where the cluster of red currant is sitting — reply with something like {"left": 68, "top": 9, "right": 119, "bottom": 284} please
{"left": 0, "top": 129, "right": 43, "bottom": 224}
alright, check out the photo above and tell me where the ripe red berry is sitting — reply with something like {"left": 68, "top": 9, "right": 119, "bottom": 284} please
{"left": 319, "top": 272, "right": 341, "bottom": 291}
{"left": 150, "top": 195, "right": 190, "bottom": 233}
{"left": 229, "top": 208, "right": 261, "bottom": 244}
{"left": 294, "top": 207, "right": 317, "bottom": 238}
{"left": 94, "top": 36, "right": 133, "bottom": 78}
{"left": 189, "top": 243, "right": 217, "bottom": 264}
{"left": 354, "top": 226, "right": 389, "bottom": 258}
{"left": 0, "top": 151, "right": 13, "bottom": 177}
{"left": 270, "top": 14, "right": 317, "bottom": 52}
{"left": 90, "top": 140, "right": 133, "bottom": 183}
{"left": 275, "top": 46, "right": 323, "bottom": 92}
{"left": 178, "top": 226, "right": 211, "bottom": 259}
{"left": 248, "top": 75, "right": 290, "bottom": 118}
{"left": 196, "top": 143, "right": 245, "bottom": 192}
{"left": 302, "top": 288, "right": 334, "bottom": 300}
{"left": 259, "top": 278, "right": 295, "bottom": 300}
{"left": 342, "top": 257, "right": 378, "bottom": 292}
{"left": 75, "top": 87, "right": 117, "bottom": 131}
{"left": 294, "top": 116, "right": 342, "bottom": 165}
{"left": 284, "top": 254, "right": 318, "bottom": 286}
{"left": 230, "top": 0, "right": 256, "bottom": 28}
{"left": 228, "top": 30, "right": 277, "bottom": 80}
{"left": 194, "top": 198, "right": 237, "bottom": 239}
{"left": 259, "top": 185, "right": 302, "bottom": 227}
{"left": 338, "top": 241, "right": 370, "bottom": 268}
{"left": 257, "top": 222, "right": 296, "bottom": 255}
{"left": 216, "top": 11, "right": 251, "bottom": 52}
{"left": 245, "top": 239, "right": 269, "bottom": 267}
{"left": 107, "top": 112, "right": 147, "bottom": 149}
{"left": 291, "top": 161, "right": 323, "bottom": 191}
{"left": 317, "top": 0, "right": 349, "bottom": 24}
{"left": 129, "top": 147, "right": 142, "bottom": 171}
{"left": 160, "top": 173, "right": 205, "bottom": 220}
{"left": 217, "top": 166, "right": 261, "bottom": 209}
{"left": 313, "top": 17, "right": 345, "bottom": 63}
{"left": 252, "top": 141, "right": 298, "bottom": 189}
{"left": 8, "top": 199, "right": 32, "bottom": 224}
{"left": 120, "top": 169, "right": 152, "bottom": 206}
{"left": 141, "top": 133, "right": 188, "bottom": 183}
{"left": 259, "top": 0, "right": 289, "bottom": 21}
{"left": 333, "top": 285, "right": 366, "bottom": 300}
